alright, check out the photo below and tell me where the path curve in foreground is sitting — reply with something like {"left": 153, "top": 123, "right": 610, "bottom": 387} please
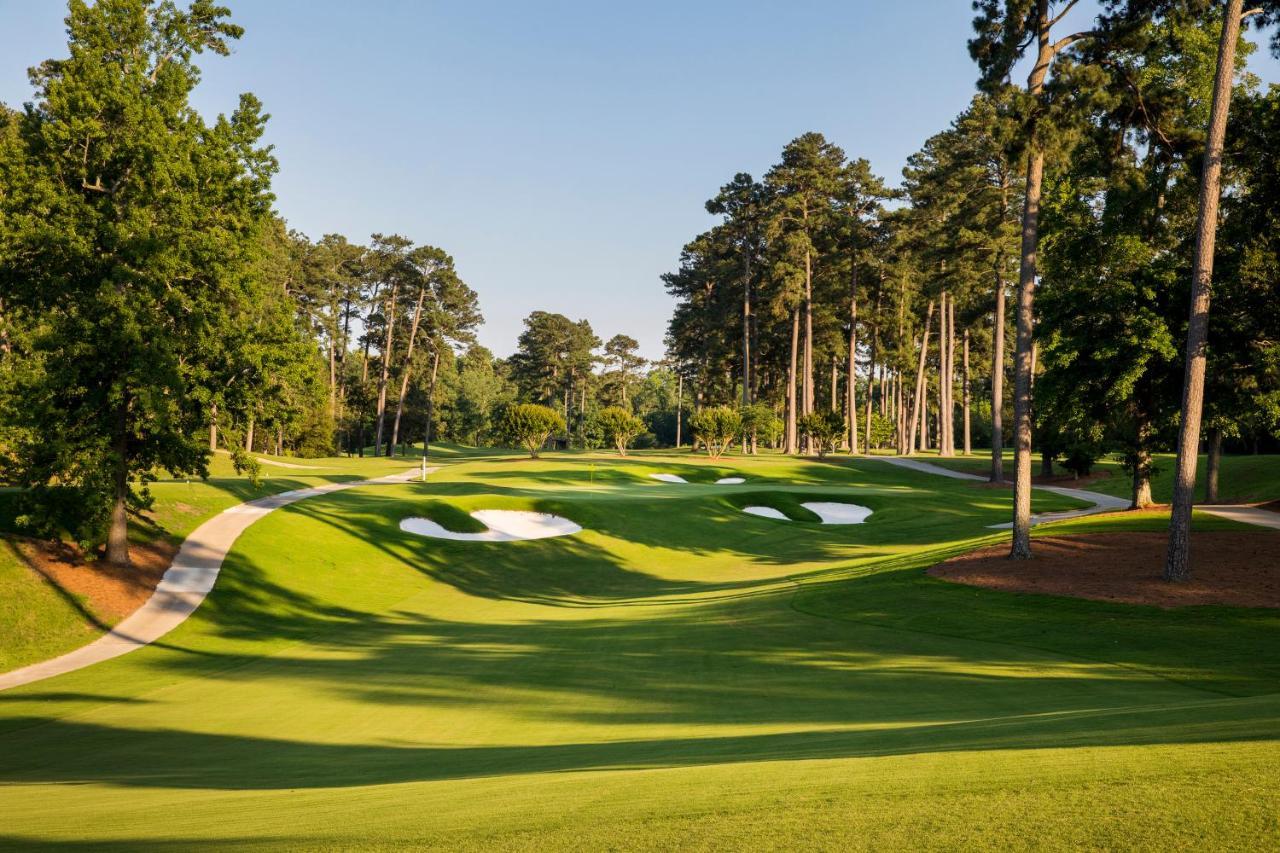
{"left": 0, "top": 467, "right": 424, "bottom": 692}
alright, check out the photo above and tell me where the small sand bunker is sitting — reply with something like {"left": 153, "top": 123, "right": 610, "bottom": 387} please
{"left": 803, "top": 502, "right": 872, "bottom": 524}
{"left": 740, "top": 502, "right": 872, "bottom": 524}
{"left": 650, "top": 473, "right": 747, "bottom": 485}
{"left": 400, "top": 510, "right": 581, "bottom": 542}
{"left": 742, "top": 506, "right": 788, "bottom": 520}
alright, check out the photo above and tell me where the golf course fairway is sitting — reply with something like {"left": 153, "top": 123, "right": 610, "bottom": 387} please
{"left": 1, "top": 450, "right": 1277, "bottom": 850}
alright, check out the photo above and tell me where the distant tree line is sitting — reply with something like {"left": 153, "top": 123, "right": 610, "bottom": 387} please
{"left": 662, "top": 1, "right": 1280, "bottom": 579}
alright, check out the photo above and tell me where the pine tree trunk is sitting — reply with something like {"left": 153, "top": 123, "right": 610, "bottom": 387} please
{"left": 907, "top": 302, "right": 934, "bottom": 455}
{"left": 1205, "top": 427, "right": 1222, "bottom": 502}
{"left": 742, "top": 252, "right": 752, "bottom": 407}
{"left": 785, "top": 307, "right": 799, "bottom": 454}
{"left": 1010, "top": 147, "right": 1044, "bottom": 559}
{"left": 373, "top": 284, "right": 399, "bottom": 457}
{"left": 1166, "top": 0, "right": 1245, "bottom": 582}
{"left": 423, "top": 347, "right": 441, "bottom": 460}
{"left": 947, "top": 294, "right": 957, "bottom": 456}
{"left": 864, "top": 323, "right": 878, "bottom": 452}
{"left": 803, "top": 249, "right": 814, "bottom": 423}
{"left": 991, "top": 269, "right": 1006, "bottom": 482}
{"left": 676, "top": 372, "right": 683, "bottom": 448}
{"left": 209, "top": 403, "right": 218, "bottom": 452}
{"left": 847, "top": 284, "right": 858, "bottom": 453}
{"left": 391, "top": 286, "right": 427, "bottom": 456}
{"left": 245, "top": 416, "right": 255, "bottom": 453}
{"left": 938, "top": 292, "right": 949, "bottom": 457}
{"left": 962, "top": 330, "right": 971, "bottom": 455}
{"left": 328, "top": 338, "right": 337, "bottom": 419}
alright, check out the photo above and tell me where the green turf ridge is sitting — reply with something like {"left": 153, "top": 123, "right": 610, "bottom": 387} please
{"left": 0, "top": 449, "right": 1275, "bottom": 849}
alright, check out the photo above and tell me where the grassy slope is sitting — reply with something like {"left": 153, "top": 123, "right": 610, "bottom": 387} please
{"left": 925, "top": 449, "right": 1280, "bottom": 504}
{"left": 0, "top": 448, "right": 426, "bottom": 672}
{"left": 0, "top": 451, "right": 1275, "bottom": 849}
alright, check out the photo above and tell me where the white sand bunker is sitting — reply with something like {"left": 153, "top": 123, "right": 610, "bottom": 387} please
{"left": 741, "top": 502, "right": 872, "bottom": 525}
{"left": 742, "top": 506, "right": 788, "bottom": 520}
{"left": 649, "top": 473, "right": 746, "bottom": 485}
{"left": 400, "top": 510, "right": 581, "bottom": 542}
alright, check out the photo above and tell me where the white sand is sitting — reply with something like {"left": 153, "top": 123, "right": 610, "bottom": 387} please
{"left": 802, "top": 502, "right": 873, "bottom": 524}
{"left": 742, "top": 506, "right": 788, "bottom": 520}
{"left": 650, "top": 473, "right": 746, "bottom": 485}
{"left": 400, "top": 510, "right": 581, "bottom": 542}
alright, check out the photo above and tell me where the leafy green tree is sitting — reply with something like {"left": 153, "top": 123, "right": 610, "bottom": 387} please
{"left": 689, "top": 406, "right": 742, "bottom": 459}
{"left": 496, "top": 403, "right": 565, "bottom": 458}
{"left": 602, "top": 334, "right": 645, "bottom": 407}
{"left": 591, "top": 406, "right": 646, "bottom": 456}
{"left": 798, "top": 410, "right": 844, "bottom": 457}
{"left": 0, "top": 0, "right": 272, "bottom": 563}
{"left": 453, "top": 346, "right": 514, "bottom": 445}
{"left": 509, "top": 311, "right": 599, "bottom": 439}
{"left": 740, "top": 403, "right": 782, "bottom": 453}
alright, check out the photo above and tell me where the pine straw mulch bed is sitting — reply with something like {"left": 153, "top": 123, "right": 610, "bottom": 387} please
{"left": 8, "top": 536, "right": 176, "bottom": 628}
{"left": 930, "top": 531, "right": 1280, "bottom": 609}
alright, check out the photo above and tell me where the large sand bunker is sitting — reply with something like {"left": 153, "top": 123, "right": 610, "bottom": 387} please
{"left": 400, "top": 510, "right": 582, "bottom": 542}
{"left": 741, "top": 502, "right": 872, "bottom": 525}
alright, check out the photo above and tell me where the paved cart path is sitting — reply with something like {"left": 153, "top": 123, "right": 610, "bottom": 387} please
{"left": 0, "top": 468, "right": 425, "bottom": 691}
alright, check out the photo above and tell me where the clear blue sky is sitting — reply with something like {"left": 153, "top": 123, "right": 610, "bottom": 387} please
{"left": 2, "top": 2, "right": 1276, "bottom": 360}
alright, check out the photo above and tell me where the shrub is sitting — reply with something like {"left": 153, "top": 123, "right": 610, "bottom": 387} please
{"left": 496, "top": 403, "right": 565, "bottom": 458}
{"left": 689, "top": 406, "right": 742, "bottom": 459}
{"left": 740, "top": 403, "right": 783, "bottom": 451}
{"left": 591, "top": 406, "right": 647, "bottom": 456}
{"left": 798, "top": 410, "right": 845, "bottom": 457}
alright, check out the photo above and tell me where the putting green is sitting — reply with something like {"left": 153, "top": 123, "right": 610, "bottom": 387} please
{"left": 1, "top": 451, "right": 1277, "bottom": 850}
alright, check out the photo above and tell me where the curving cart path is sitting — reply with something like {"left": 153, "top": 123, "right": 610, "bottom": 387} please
{"left": 0, "top": 467, "right": 424, "bottom": 692}
{"left": 877, "top": 457, "right": 1129, "bottom": 526}
{"left": 875, "top": 456, "right": 1280, "bottom": 530}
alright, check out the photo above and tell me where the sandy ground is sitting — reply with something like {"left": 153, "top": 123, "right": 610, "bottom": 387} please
{"left": 740, "top": 503, "right": 872, "bottom": 524}
{"left": 400, "top": 510, "right": 582, "bottom": 542}
{"left": 742, "top": 506, "right": 787, "bottom": 520}
{"left": 930, "top": 532, "right": 1280, "bottom": 608}
{"left": 803, "top": 502, "right": 873, "bottom": 524}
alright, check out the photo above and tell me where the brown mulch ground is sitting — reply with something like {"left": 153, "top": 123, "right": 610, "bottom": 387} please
{"left": 10, "top": 537, "right": 175, "bottom": 626}
{"left": 930, "top": 532, "right": 1280, "bottom": 609}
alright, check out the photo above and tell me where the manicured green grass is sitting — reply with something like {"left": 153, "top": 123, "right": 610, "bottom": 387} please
{"left": 0, "top": 451, "right": 1276, "bottom": 849}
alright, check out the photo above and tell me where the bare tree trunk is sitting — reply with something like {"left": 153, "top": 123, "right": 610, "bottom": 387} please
{"left": 373, "top": 284, "right": 399, "bottom": 457}
{"left": 1166, "top": 0, "right": 1246, "bottom": 582}
{"left": 962, "top": 330, "right": 971, "bottom": 455}
{"left": 328, "top": 338, "right": 337, "bottom": 419}
{"left": 847, "top": 284, "right": 858, "bottom": 453}
{"left": 391, "top": 286, "right": 427, "bottom": 455}
{"left": 831, "top": 357, "right": 839, "bottom": 413}
{"left": 907, "top": 302, "right": 935, "bottom": 455}
{"left": 785, "top": 307, "right": 800, "bottom": 454}
{"left": 276, "top": 424, "right": 283, "bottom": 457}
{"left": 1010, "top": 146, "right": 1044, "bottom": 559}
{"left": 676, "top": 372, "right": 683, "bottom": 448}
{"left": 105, "top": 413, "right": 131, "bottom": 567}
{"left": 245, "top": 416, "right": 255, "bottom": 453}
{"left": 803, "top": 249, "right": 814, "bottom": 422}
{"left": 946, "top": 293, "right": 957, "bottom": 456}
{"left": 742, "top": 253, "right": 752, "bottom": 407}
{"left": 864, "top": 319, "right": 878, "bottom": 452}
{"left": 209, "top": 403, "right": 218, "bottom": 452}
{"left": 991, "top": 269, "right": 1006, "bottom": 482}
{"left": 1205, "top": 427, "right": 1222, "bottom": 502}
{"left": 938, "top": 291, "right": 949, "bottom": 457}
{"left": 422, "top": 347, "right": 441, "bottom": 460}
